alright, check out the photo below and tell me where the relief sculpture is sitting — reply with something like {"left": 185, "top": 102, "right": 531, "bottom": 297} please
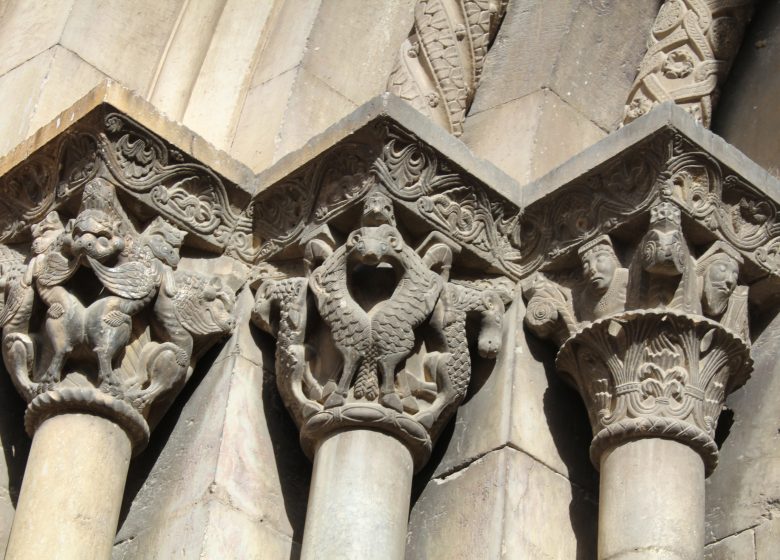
{"left": 523, "top": 199, "right": 752, "bottom": 475}
{"left": 252, "top": 190, "right": 509, "bottom": 467}
{"left": 0, "top": 178, "right": 236, "bottom": 448}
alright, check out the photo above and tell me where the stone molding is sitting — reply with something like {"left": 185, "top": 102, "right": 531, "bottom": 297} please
{"left": 518, "top": 103, "right": 780, "bottom": 285}
{"left": 0, "top": 102, "right": 243, "bottom": 451}
{"left": 623, "top": 0, "right": 755, "bottom": 128}
{"left": 387, "top": 0, "right": 508, "bottom": 136}
{"left": 248, "top": 102, "right": 518, "bottom": 469}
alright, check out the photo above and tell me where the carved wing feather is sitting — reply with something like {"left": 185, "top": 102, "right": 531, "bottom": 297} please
{"left": 170, "top": 273, "right": 225, "bottom": 336}
{"left": 372, "top": 248, "right": 443, "bottom": 354}
{"left": 37, "top": 252, "right": 77, "bottom": 287}
{"left": 0, "top": 277, "right": 33, "bottom": 327}
{"left": 310, "top": 250, "right": 371, "bottom": 352}
{"left": 88, "top": 257, "right": 159, "bottom": 299}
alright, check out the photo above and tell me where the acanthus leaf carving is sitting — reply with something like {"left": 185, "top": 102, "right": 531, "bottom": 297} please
{"left": 524, "top": 199, "right": 754, "bottom": 475}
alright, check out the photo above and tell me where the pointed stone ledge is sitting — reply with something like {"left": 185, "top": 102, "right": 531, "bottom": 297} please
{"left": 0, "top": 83, "right": 248, "bottom": 560}
{"left": 0, "top": 80, "right": 255, "bottom": 261}
{"left": 248, "top": 93, "right": 523, "bottom": 277}
{"left": 518, "top": 101, "right": 780, "bottom": 287}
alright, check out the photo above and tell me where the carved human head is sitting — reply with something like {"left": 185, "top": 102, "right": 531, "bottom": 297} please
{"left": 641, "top": 202, "right": 687, "bottom": 276}
{"left": 578, "top": 235, "right": 619, "bottom": 292}
{"left": 697, "top": 242, "right": 742, "bottom": 317}
{"left": 142, "top": 217, "right": 186, "bottom": 267}
{"left": 30, "top": 211, "right": 65, "bottom": 255}
{"left": 362, "top": 191, "right": 396, "bottom": 227}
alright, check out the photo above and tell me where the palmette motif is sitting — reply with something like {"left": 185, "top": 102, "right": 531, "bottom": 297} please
{"left": 523, "top": 199, "right": 753, "bottom": 475}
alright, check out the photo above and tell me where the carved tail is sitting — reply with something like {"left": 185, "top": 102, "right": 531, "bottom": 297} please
{"left": 353, "top": 345, "right": 379, "bottom": 400}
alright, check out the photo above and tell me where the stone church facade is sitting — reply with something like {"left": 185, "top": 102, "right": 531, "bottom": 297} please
{"left": 0, "top": 1, "right": 778, "bottom": 559}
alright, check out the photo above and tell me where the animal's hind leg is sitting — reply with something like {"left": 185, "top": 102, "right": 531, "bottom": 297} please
{"left": 324, "top": 349, "right": 360, "bottom": 408}
{"left": 378, "top": 357, "right": 403, "bottom": 412}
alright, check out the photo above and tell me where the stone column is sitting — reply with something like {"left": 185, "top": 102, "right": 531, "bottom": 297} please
{"left": 5, "top": 413, "right": 133, "bottom": 560}
{"left": 251, "top": 187, "right": 511, "bottom": 559}
{"left": 599, "top": 438, "right": 705, "bottom": 559}
{"left": 524, "top": 202, "right": 754, "bottom": 560}
{"left": 301, "top": 430, "right": 414, "bottom": 560}
{"left": 0, "top": 176, "right": 238, "bottom": 559}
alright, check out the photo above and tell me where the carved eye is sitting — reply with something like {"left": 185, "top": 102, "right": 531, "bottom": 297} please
{"left": 387, "top": 235, "right": 399, "bottom": 248}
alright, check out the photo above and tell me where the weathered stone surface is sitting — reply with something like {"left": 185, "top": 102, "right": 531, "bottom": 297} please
{"left": 468, "top": 0, "right": 658, "bottom": 130}
{"left": 270, "top": 68, "right": 357, "bottom": 163}
{"left": 714, "top": 0, "right": 780, "bottom": 177}
{"left": 147, "top": 0, "right": 228, "bottom": 121}
{"left": 408, "top": 446, "right": 597, "bottom": 559}
{"left": 26, "top": 46, "right": 108, "bottom": 135}
{"left": 180, "top": 0, "right": 275, "bottom": 151}
{"left": 461, "top": 89, "right": 606, "bottom": 184}
{"left": 301, "top": 430, "right": 413, "bottom": 560}
{"left": 600, "top": 439, "right": 705, "bottom": 560}
{"left": 755, "top": 517, "right": 780, "bottom": 560}
{"left": 0, "top": 48, "right": 53, "bottom": 158}
{"left": 705, "top": 310, "right": 780, "bottom": 543}
{"left": 115, "top": 290, "right": 309, "bottom": 556}
{"left": 431, "top": 297, "right": 596, "bottom": 490}
{"left": 5, "top": 414, "right": 131, "bottom": 560}
{"left": 704, "top": 530, "right": 756, "bottom": 560}
{"left": 0, "top": 0, "right": 74, "bottom": 78}
{"left": 60, "top": 0, "right": 185, "bottom": 94}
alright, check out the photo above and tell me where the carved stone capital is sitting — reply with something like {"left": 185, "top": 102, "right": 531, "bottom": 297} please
{"left": 556, "top": 310, "right": 750, "bottom": 474}
{"left": 248, "top": 99, "right": 518, "bottom": 469}
{"left": 520, "top": 108, "right": 780, "bottom": 474}
{"left": 0, "top": 99, "right": 244, "bottom": 451}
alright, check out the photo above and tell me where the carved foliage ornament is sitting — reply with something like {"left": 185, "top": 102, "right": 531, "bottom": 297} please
{"left": 250, "top": 121, "right": 523, "bottom": 279}
{"left": 623, "top": 0, "right": 754, "bottom": 127}
{"left": 0, "top": 110, "right": 253, "bottom": 261}
{"left": 519, "top": 130, "right": 780, "bottom": 280}
{"left": 524, "top": 200, "right": 752, "bottom": 474}
{"left": 252, "top": 191, "right": 511, "bottom": 469}
{"left": 387, "top": 0, "right": 509, "bottom": 135}
{"left": 0, "top": 179, "right": 237, "bottom": 451}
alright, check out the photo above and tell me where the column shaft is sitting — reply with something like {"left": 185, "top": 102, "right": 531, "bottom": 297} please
{"left": 301, "top": 429, "right": 414, "bottom": 560}
{"left": 5, "top": 413, "right": 132, "bottom": 560}
{"left": 598, "top": 438, "right": 704, "bottom": 560}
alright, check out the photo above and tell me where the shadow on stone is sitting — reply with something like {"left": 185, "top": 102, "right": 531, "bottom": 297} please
{"left": 526, "top": 323, "right": 599, "bottom": 559}
{"left": 0, "top": 365, "right": 29, "bottom": 507}
{"left": 118, "top": 339, "right": 222, "bottom": 526}
{"left": 254, "top": 326, "right": 311, "bottom": 555}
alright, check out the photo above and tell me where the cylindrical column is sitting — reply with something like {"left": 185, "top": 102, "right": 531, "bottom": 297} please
{"left": 301, "top": 429, "right": 414, "bottom": 560}
{"left": 598, "top": 438, "right": 705, "bottom": 560}
{"left": 5, "top": 413, "right": 132, "bottom": 560}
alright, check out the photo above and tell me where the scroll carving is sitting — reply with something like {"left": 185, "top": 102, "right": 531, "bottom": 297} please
{"left": 249, "top": 122, "right": 524, "bottom": 279}
{"left": 518, "top": 130, "right": 780, "bottom": 280}
{"left": 523, "top": 199, "right": 753, "bottom": 474}
{"left": 0, "top": 110, "right": 251, "bottom": 259}
{"left": 623, "top": 0, "right": 754, "bottom": 127}
{"left": 387, "top": 0, "right": 508, "bottom": 135}
{"left": 252, "top": 191, "right": 510, "bottom": 468}
{"left": 0, "top": 179, "right": 237, "bottom": 449}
